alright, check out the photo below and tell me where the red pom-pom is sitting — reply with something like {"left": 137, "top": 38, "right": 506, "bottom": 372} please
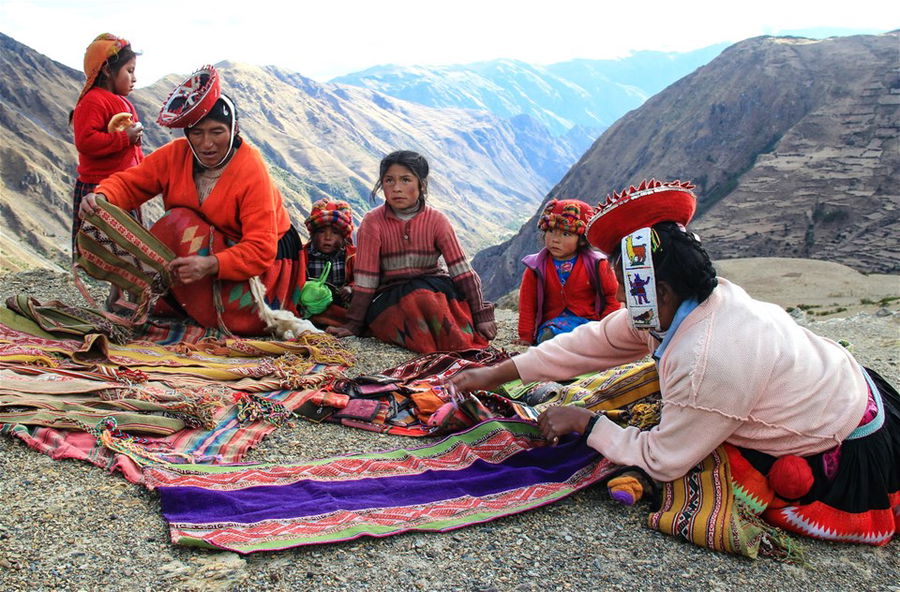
{"left": 767, "top": 455, "right": 814, "bottom": 500}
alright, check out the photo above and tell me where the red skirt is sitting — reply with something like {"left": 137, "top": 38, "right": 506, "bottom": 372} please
{"left": 150, "top": 207, "right": 305, "bottom": 336}
{"left": 365, "top": 275, "right": 488, "bottom": 354}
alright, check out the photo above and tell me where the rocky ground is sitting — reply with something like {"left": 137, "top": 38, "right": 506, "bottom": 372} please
{"left": 0, "top": 264, "right": 897, "bottom": 592}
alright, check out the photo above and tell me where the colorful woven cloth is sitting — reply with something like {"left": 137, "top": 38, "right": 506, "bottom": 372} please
{"left": 145, "top": 419, "right": 616, "bottom": 553}
{"left": 648, "top": 444, "right": 804, "bottom": 561}
{"left": 0, "top": 387, "right": 312, "bottom": 483}
{"left": 0, "top": 306, "right": 352, "bottom": 382}
{"left": 300, "top": 348, "right": 524, "bottom": 436}
{"left": 75, "top": 198, "right": 175, "bottom": 324}
{"left": 0, "top": 303, "right": 353, "bottom": 483}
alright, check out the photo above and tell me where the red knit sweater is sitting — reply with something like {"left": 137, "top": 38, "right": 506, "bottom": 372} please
{"left": 345, "top": 203, "right": 494, "bottom": 332}
{"left": 72, "top": 88, "right": 143, "bottom": 183}
{"left": 518, "top": 248, "right": 620, "bottom": 342}
{"left": 96, "top": 139, "right": 292, "bottom": 281}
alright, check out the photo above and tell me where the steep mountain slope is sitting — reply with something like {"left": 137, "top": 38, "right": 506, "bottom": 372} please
{"left": 0, "top": 34, "right": 568, "bottom": 271}
{"left": 473, "top": 33, "right": 900, "bottom": 300}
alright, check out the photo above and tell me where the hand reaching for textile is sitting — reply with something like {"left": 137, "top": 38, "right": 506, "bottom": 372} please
{"left": 169, "top": 255, "right": 219, "bottom": 284}
{"left": 78, "top": 192, "right": 107, "bottom": 218}
{"left": 326, "top": 325, "right": 355, "bottom": 338}
{"left": 449, "top": 360, "right": 520, "bottom": 394}
{"left": 476, "top": 320, "right": 497, "bottom": 341}
{"left": 538, "top": 406, "right": 594, "bottom": 445}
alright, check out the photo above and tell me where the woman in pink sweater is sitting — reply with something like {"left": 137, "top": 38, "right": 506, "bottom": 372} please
{"left": 452, "top": 179, "right": 899, "bottom": 547}
{"left": 328, "top": 150, "right": 495, "bottom": 353}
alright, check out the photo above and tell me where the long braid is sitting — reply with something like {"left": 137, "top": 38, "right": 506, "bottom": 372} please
{"left": 651, "top": 222, "right": 718, "bottom": 303}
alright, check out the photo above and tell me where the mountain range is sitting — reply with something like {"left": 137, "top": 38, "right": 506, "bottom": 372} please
{"left": 473, "top": 31, "right": 900, "bottom": 299}
{"left": 0, "top": 33, "right": 579, "bottom": 271}
{"left": 332, "top": 44, "right": 728, "bottom": 154}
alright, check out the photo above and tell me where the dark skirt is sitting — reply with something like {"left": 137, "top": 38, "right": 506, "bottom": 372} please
{"left": 365, "top": 275, "right": 488, "bottom": 354}
{"left": 732, "top": 368, "right": 899, "bottom": 545}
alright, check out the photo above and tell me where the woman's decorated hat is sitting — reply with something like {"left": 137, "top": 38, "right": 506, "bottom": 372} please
{"left": 586, "top": 179, "right": 696, "bottom": 254}
{"left": 157, "top": 65, "right": 221, "bottom": 128}
{"left": 305, "top": 199, "right": 354, "bottom": 240}
{"left": 537, "top": 199, "right": 594, "bottom": 235}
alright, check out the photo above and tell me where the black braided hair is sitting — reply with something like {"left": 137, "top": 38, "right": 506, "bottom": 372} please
{"left": 370, "top": 150, "right": 429, "bottom": 203}
{"left": 650, "top": 222, "right": 718, "bottom": 303}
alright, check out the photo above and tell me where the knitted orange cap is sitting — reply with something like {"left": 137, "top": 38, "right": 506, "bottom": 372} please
{"left": 586, "top": 179, "right": 697, "bottom": 254}
{"left": 537, "top": 199, "right": 594, "bottom": 235}
{"left": 77, "top": 33, "right": 130, "bottom": 105}
{"left": 304, "top": 199, "right": 354, "bottom": 240}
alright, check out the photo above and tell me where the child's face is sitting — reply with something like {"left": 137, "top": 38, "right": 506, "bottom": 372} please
{"left": 110, "top": 57, "right": 137, "bottom": 96}
{"left": 544, "top": 229, "right": 580, "bottom": 261}
{"left": 381, "top": 164, "right": 420, "bottom": 210}
{"left": 312, "top": 226, "right": 343, "bottom": 255}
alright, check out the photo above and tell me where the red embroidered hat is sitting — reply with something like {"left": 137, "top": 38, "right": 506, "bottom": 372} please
{"left": 586, "top": 179, "right": 697, "bottom": 254}
{"left": 157, "top": 65, "right": 221, "bottom": 128}
{"left": 304, "top": 199, "right": 354, "bottom": 240}
{"left": 537, "top": 199, "right": 594, "bottom": 235}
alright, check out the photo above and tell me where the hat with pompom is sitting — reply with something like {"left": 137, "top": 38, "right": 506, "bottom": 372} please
{"left": 304, "top": 199, "right": 354, "bottom": 239}
{"left": 537, "top": 199, "right": 594, "bottom": 235}
{"left": 586, "top": 179, "right": 697, "bottom": 254}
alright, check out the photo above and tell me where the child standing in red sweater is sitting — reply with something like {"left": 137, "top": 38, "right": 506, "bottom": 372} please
{"left": 70, "top": 34, "right": 144, "bottom": 259}
{"left": 517, "top": 199, "right": 619, "bottom": 345}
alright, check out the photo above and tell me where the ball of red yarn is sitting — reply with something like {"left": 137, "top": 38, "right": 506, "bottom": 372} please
{"left": 767, "top": 455, "right": 814, "bottom": 500}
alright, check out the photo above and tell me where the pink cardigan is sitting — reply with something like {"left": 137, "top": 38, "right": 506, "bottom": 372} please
{"left": 512, "top": 279, "right": 868, "bottom": 482}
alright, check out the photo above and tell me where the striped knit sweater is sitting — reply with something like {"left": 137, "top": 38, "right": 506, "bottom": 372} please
{"left": 345, "top": 203, "right": 494, "bottom": 332}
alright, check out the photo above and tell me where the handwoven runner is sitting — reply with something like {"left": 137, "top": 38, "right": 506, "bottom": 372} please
{"left": 145, "top": 419, "right": 616, "bottom": 553}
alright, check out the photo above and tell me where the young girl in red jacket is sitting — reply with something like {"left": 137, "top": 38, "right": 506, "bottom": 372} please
{"left": 517, "top": 199, "right": 620, "bottom": 345}
{"left": 70, "top": 34, "right": 143, "bottom": 308}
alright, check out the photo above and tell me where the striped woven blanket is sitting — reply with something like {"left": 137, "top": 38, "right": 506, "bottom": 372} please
{"left": 145, "top": 419, "right": 617, "bottom": 553}
{"left": 0, "top": 304, "right": 352, "bottom": 483}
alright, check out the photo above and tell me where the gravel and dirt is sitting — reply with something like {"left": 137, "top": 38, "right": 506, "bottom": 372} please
{"left": 0, "top": 260, "right": 897, "bottom": 591}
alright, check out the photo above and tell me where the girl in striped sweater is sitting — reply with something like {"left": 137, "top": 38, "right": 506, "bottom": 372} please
{"left": 327, "top": 151, "right": 496, "bottom": 353}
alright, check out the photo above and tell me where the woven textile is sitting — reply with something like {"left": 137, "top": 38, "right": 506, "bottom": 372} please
{"left": 75, "top": 199, "right": 174, "bottom": 323}
{"left": 648, "top": 445, "right": 803, "bottom": 561}
{"left": 301, "top": 348, "right": 517, "bottom": 437}
{"left": 146, "top": 420, "right": 617, "bottom": 553}
{"left": 0, "top": 387, "right": 313, "bottom": 484}
{"left": 0, "top": 305, "right": 352, "bottom": 483}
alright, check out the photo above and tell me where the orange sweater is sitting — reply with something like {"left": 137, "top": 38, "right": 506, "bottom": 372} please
{"left": 96, "top": 139, "right": 291, "bottom": 281}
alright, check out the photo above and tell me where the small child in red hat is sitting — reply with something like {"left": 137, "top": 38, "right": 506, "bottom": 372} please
{"left": 517, "top": 199, "right": 620, "bottom": 345}
{"left": 302, "top": 199, "right": 356, "bottom": 327}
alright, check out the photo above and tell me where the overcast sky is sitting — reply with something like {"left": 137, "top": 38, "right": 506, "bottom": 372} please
{"left": 1, "top": 0, "right": 892, "bottom": 86}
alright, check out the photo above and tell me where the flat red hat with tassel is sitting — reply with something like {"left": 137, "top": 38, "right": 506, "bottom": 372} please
{"left": 157, "top": 65, "right": 221, "bottom": 129}
{"left": 586, "top": 179, "right": 697, "bottom": 254}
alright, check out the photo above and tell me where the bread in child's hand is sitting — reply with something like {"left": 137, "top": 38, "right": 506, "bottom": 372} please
{"left": 107, "top": 112, "right": 134, "bottom": 132}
